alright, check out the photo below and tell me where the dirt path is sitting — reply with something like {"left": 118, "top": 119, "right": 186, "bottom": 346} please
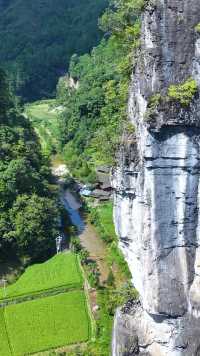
{"left": 79, "top": 222, "right": 109, "bottom": 283}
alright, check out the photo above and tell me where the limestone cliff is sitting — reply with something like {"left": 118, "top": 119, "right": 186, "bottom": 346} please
{"left": 112, "top": 0, "right": 200, "bottom": 355}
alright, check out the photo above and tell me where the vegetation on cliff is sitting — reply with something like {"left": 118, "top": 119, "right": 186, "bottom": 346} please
{"left": 195, "top": 22, "right": 200, "bottom": 33}
{"left": 168, "top": 78, "right": 198, "bottom": 106}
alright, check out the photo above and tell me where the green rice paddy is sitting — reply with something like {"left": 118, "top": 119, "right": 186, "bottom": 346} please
{"left": 0, "top": 253, "right": 91, "bottom": 355}
{"left": 0, "top": 309, "right": 12, "bottom": 356}
{"left": 2, "top": 291, "right": 90, "bottom": 356}
{"left": 0, "top": 253, "right": 83, "bottom": 301}
{"left": 26, "top": 100, "right": 62, "bottom": 154}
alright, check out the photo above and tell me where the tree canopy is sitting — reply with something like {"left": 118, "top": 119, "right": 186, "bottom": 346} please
{"left": 0, "top": 0, "right": 107, "bottom": 101}
{"left": 0, "top": 70, "right": 59, "bottom": 262}
{"left": 55, "top": 0, "right": 144, "bottom": 182}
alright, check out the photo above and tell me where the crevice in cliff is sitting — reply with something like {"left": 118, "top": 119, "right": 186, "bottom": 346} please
{"left": 148, "top": 309, "right": 187, "bottom": 320}
{"left": 161, "top": 243, "right": 199, "bottom": 250}
{"left": 139, "top": 340, "right": 155, "bottom": 350}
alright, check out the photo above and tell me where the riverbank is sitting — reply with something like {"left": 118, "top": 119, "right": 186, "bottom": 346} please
{"left": 79, "top": 222, "right": 109, "bottom": 283}
{"left": 57, "top": 173, "right": 135, "bottom": 355}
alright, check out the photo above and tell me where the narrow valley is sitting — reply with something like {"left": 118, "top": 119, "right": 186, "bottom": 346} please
{"left": 1, "top": 0, "right": 200, "bottom": 355}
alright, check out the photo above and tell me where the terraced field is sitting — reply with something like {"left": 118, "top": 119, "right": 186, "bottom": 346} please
{"left": 3, "top": 292, "right": 90, "bottom": 356}
{"left": 0, "top": 253, "right": 91, "bottom": 356}
{"left": 0, "top": 253, "right": 83, "bottom": 301}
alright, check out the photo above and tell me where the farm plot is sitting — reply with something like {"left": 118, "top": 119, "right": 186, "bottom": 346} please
{"left": 0, "top": 253, "right": 83, "bottom": 301}
{"left": 4, "top": 291, "right": 90, "bottom": 356}
{"left": 26, "top": 100, "right": 61, "bottom": 154}
{"left": 0, "top": 309, "right": 12, "bottom": 356}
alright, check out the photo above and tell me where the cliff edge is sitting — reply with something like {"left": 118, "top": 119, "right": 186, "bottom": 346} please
{"left": 112, "top": 0, "right": 200, "bottom": 355}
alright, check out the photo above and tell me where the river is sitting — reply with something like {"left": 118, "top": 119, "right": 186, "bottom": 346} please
{"left": 61, "top": 189, "right": 85, "bottom": 234}
{"left": 60, "top": 185, "right": 109, "bottom": 283}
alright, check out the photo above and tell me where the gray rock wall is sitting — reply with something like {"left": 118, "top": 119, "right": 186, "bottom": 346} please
{"left": 112, "top": 0, "right": 200, "bottom": 355}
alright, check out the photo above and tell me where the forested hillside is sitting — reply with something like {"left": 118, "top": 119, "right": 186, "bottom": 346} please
{"left": 0, "top": 0, "right": 107, "bottom": 101}
{"left": 0, "top": 70, "right": 59, "bottom": 263}
{"left": 55, "top": 0, "right": 144, "bottom": 182}
{"left": 0, "top": 2, "right": 145, "bottom": 355}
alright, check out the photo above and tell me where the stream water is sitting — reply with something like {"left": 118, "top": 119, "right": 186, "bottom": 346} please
{"left": 61, "top": 186, "right": 109, "bottom": 282}
{"left": 61, "top": 189, "right": 85, "bottom": 234}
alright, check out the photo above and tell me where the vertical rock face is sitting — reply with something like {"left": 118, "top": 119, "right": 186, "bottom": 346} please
{"left": 112, "top": 0, "right": 200, "bottom": 355}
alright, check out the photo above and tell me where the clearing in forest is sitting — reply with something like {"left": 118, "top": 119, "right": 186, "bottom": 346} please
{"left": 26, "top": 100, "right": 61, "bottom": 154}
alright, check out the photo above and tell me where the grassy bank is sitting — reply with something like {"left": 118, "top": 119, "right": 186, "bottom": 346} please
{"left": 87, "top": 202, "right": 137, "bottom": 355}
{"left": 68, "top": 200, "right": 138, "bottom": 356}
{"left": 89, "top": 201, "right": 131, "bottom": 281}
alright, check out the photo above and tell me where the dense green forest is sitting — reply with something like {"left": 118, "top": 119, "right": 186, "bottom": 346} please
{"left": 0, "top": 0, "right": 147, "bottom": 268}
{"left": 0, "top": 1, "right": 145, "bottom": 355}
{"left": 55, "top": 0, "right": 145, "bottom": 182}
{"left": 0, "top": 70, "right": 59, "bottom": 263}
{"left": 0, "top": 0, "right": 107, "bottom": 101}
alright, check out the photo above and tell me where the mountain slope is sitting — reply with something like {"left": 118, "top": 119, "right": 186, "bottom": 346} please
{"left": 0, "top": 69, "right": 59, "bottom": 262}
{"left": 0, "top": 0, "right": 107, "bottom": 100}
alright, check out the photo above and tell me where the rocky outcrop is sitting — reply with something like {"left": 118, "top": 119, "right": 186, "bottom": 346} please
{"left": 112, "top": 0, "right": 200, "bottom": 355}
{"left": 90, "top": 165, "right": 112, "bottom": 200}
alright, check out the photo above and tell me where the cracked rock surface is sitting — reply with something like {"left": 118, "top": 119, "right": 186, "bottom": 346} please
{"left": 112, "top": 0, "right": 200, "bottom": 355}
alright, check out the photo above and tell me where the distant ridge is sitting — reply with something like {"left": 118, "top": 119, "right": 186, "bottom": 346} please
{"left": 0, "top": 0, "right": 107, "bottom": 100}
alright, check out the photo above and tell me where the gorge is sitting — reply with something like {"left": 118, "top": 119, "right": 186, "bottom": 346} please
{"left": 2, "top": 0, "right": 200, "bottom": 354}
{"left": 112, "top": 0, "right": 200, "bottom": 355}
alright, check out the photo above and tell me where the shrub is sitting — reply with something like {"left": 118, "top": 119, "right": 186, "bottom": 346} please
{"left": 195, "top": 23, "right": 200, "bottom": 33}
{"left": 106, "top": 269, "right": 115, "bottom": 287}
{"left": 145, "top": 93, "right": 162, "bottom": 121}
{"left": 126, "top": 122, "right": 136, "bottom": 134}
{"left": 168, "top": 78, "right": 198, "bottom": 106}
{"left": 71, "top": 237, "right": 82, "bottom": 253}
